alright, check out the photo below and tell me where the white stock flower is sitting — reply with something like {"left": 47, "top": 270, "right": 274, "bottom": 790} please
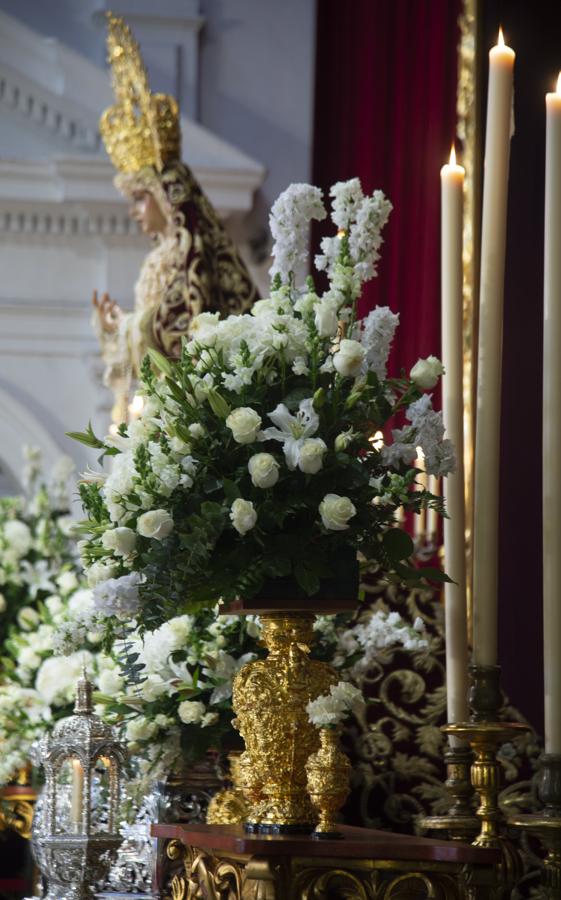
{"left": 178, "top": 700, "right": 206, "bottom": 725}
{"left": 329, "top": 178, "right": 364, "bottom": 229}
{"left": 333, "top": 339, "right": 365, "bottom": 377}
{"left": 319, "top": 494, "right": 357, "bottom": 531}
{"left": 307, "top": 680, "right": 365, "bottom": 728}
{"left": 230, "top": 499, "right": 257, "bottom": 535}
{"left": 360, "top": 306, "right": 400, "bottom": 379}
{"left": 406, "top": 395, "right": 456, "bottom": 476}
{"left": 68, "top": 588, "right": 95, "bottom": 620}
{"left": 410, "top": 356, "right": 445, "bottom": 390}
{"left": 3, "top": 520, "right": 32, "bottom": 557}
{"left": 137, "top": 509, "right": 174, "bottom": 541}
{"left": 259, "top": 398, "right": 319, "bottom": 470}
{"left": 269, "top": 183, "right": 326, "bottom": 281}
{"left": 248, "top": 453, "right": 280, "bottom": 489}
{"left": 226, "top": 407, "right": 262, "bottom": 444}
{"left": 298, "top": 439, "right": 327, "bottom": 475}
{"left": 92, "top": 572, "right": 143, "bottom": 619}
{"left": 101, "top": 526, "right": 137, "bottom": 557}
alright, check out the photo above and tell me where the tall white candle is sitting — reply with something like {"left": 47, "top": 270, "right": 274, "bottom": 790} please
{"left": 543, "top": 73, "right": 561, "bottom": 754}
{"left": 441, "top": 147, "right": 469, "bottom": 725}
{"left": 472, "top": 29, "right": 515, "bottom": 666}
{"left": 71, "top": 758, "right": 84, "bottom": 830}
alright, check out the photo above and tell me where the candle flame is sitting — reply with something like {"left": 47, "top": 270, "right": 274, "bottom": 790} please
{"left": 337, "top": 229, "right": 346, "bottom": 240}
{"left": 128, "top": 393, "right": 144, "bottom": 417}
{"left": 369, "top": 430, "right": 384, "bottom": 451}
{"left": 557, "top": 72, "right": 561, "bottom": 95}
{"left": 497, "top": 27, "right": 505, "bottom": 48}
{"left": 449, "top": 144, "right": 456, "bottom": 166}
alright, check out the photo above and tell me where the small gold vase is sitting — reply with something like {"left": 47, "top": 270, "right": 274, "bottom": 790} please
{"left": 232, "top": 612, "right": 339, "bottom": 833}
{"left": 306, "top": 726, "right": 351, "bottom": 839}
{"left": 206, "top": 752, "right": 249, "bottom": 825}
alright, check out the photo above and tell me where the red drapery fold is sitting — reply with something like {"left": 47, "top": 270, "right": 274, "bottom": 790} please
{"left": 313, "top": 0, "right": 461, "bottom": 378}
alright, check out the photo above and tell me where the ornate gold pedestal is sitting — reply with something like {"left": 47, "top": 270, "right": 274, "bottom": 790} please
{"left": 419, "top": 744, "right": 479, "bottom": 843}
{"left": 0, "top": 766, "right": 37, "bottom": 839}
{"left": 154, "top": 822, "right": 501, "bottom": 900}
{"left": 232, "top": 612, "right": 339, "bottom": 832}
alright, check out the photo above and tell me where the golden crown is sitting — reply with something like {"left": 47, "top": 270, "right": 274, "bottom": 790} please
{"left": 99, "top": 14, "right": 181, "bottom": 174}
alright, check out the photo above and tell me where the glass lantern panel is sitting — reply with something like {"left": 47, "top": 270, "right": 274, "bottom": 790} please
{"left": 90, "top": 754, "right": 111, "bottom": 833}
{"left": 55, "top": 757, "right": 85, "bottom": 834}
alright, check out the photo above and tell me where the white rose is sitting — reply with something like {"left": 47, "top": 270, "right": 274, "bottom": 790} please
{"left": 314, "top": 295, "right": 340, "bottom": 338}
{"left": 410, "top": 356, "right": 444, "bottom": 389}
{"left": 298, "top": 438, "right": 327, "bottom": 475}
{"left": 17, "top": 607, "right": 40, "bottom": 630}
{"left": 0, "top": 593, "right": 6, "bottom": 613}
{"left": 178, "top": 700, "right": 206, "bottom": 725}
{"left": 229, "top": 499, "right": 257, "bottom": 535}
{"left": 248, "top": 453, "right": 280, "bottom": 489}
{"left": 57, "top": 571, "right": 78, "bottom": 594}
{"left": 137, "top": 509, "right": 174, "bottom": 541}
{"left": 68, "top": 588, "right": 94, "bottom": 619}
{"left": 98, "top": 669, "right": 125, "bottom": 696}
{"left": 19, "top": 646, "right": 41, "bottom": 670}
{"left": 4, "top": 520, "right": 32, "bottom": 557}
{"left": 87, "top": 560, "right": 118, "bottom": 587}
{"left": 188, "top": 423, "right": 205, "bottom": 440}
{"left": 319, "top": 493, "right": 357, "bottom": 531}
{"left": 45, "top": 595, "right": 64, "bottom": 617}
{"left": 126, "top": 717, "right": 158, "bottom": 742}
{"left": 101, "top": 526, "right": 137, "bottom": 556}
{"left": 333, "top": 339, "right": 366, "bottom": 377}
{"left": 226, "top": 407, "right": 262, "bottom": 444}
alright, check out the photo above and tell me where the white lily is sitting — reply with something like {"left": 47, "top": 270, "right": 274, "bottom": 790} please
{"left": 259, "top": 398, "right": 319, "bottom": 470}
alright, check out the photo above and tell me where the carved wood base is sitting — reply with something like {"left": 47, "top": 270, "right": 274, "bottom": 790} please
{"left": 155, "top": 824, "right": 501, "bottom": 900}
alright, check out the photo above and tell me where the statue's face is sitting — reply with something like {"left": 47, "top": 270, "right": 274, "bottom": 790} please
{"left": 129, "top": 191, "right": 168, "bottom": 235}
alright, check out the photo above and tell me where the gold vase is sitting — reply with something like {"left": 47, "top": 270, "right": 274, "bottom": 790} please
{"left": 206, "top": 752, "right": 249, "bottom": 825}
{"left": 231, "top": 612, "right": 339, "bottom": 833}
{"left": 306, "top": 726, "right": 351, "bottom": 838}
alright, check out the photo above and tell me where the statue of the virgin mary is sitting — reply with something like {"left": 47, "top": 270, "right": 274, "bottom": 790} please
{"left": 93, "top": 15, "right": 258, "bottom": 423}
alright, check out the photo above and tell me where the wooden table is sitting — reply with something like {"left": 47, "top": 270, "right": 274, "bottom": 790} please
{"left": 152, "top": 822, "right": 501, "bottom": 899}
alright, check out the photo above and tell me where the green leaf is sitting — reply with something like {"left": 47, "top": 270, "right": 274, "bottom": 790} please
{"left": 418, "top": 566, "right": 453, "bottom": 584}
{"left": 147, "top": 347, "right": 174, "bottom": 377}
{"left": 165, "top": 376, "right": 186, "bottom": 404}
{"left": 66, "top": 420, "right": 104, "bottom": 449}
{"left": 222, "top": 478, "right": 241, "bottom": 503}
{"left": 294, "top": 563, "right": 320, "bottom": 596}
{"left": 382, "top": 528, "right": 415, "bottom": 561}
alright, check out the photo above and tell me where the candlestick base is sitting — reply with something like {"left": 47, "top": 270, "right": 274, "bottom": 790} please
{"left": 446, "top": 720, "right": 529, "bottom": 895}
{"left": 509, "top": 754, "right": 561, "bottom": 896}
{"left": 418, "top": 743, "right": 479, "bottom": 842}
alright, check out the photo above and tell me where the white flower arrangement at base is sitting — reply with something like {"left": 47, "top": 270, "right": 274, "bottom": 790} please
{"left": 307, "top": 681, "right": 366, "bottom": 729}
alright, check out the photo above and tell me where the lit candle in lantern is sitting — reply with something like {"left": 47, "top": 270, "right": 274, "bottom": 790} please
{"left": 543, "top": 73, "right": 561, "bottom": 754}
{"left": 441, "top": 145, "right": 468, "bottom": 726}
{"left": 472, "top": 28, "right": 515, "bottom": 666}
{"left": 71, "top": 758, "right": 84, "bottom": 830}
{"left": 128, "top": 393, "right": 144, "bottom": 420}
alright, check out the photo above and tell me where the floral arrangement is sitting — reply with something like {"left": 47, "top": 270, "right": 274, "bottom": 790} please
{"left": 307, "top": 681, "right": 365, "bottom": 729}
{"left": 0, "top": 448, "right": 78, "bottom": 644}
{"left": 71, "top": 178, "right": 453, "bottom": 632}
{"left": 94, "top": 608, "right": 261, "bottom": 779}
{"left": 0, "top": 581, "right": 112, "bottom": 785}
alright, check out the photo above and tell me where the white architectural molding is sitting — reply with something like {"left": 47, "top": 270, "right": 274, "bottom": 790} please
{"left": 0, "top": 384, "right": 66, "bottom": 490}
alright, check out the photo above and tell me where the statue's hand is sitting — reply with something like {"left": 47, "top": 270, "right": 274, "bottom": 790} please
{"left": 93, "top": 290, "right": 122, "bottom": 334}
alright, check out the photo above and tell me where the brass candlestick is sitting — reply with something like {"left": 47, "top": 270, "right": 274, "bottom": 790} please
{"left": 446, "top": 665, "right": 530, "bottom": 894}
{"left": 509, "top": 753, "right": 561, "bottom": 896}
{"left": 418, "top": 743, "right": 479, "bottom": 842}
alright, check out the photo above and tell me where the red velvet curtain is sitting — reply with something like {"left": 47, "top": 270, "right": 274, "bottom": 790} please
{"left": 313, "top": 0, "right": 462, "bottom": 377}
